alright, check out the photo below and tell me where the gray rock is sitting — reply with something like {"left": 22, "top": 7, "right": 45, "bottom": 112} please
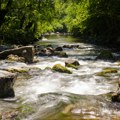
{"left": 0, "top": 70, "right": 17, "bottom": 98}
{"left": 0, "top": 46, "right": 34, "bottom": 63}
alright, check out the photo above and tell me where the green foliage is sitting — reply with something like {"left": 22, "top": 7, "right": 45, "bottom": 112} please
{"left": 0, "top": 0, "right": 120, "bottom": 45}
{"left": 0, "top": 0, "right": 57, "bottom": 45}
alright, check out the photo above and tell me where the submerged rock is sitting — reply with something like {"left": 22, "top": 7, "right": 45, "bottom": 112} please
{"left": 0, "top": 70, "right": 16, "bottom": 98}
{"left": 52, "top": 64, "right": 72, "bottom": 74}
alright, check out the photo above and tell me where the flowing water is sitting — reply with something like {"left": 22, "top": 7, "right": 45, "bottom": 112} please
{"left": 0, "top": 35, "right": 120, "bottom": 120}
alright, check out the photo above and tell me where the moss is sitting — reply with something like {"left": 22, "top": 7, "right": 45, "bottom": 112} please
{"left": 52, "top": 64, "right": 72, "bottom": 74}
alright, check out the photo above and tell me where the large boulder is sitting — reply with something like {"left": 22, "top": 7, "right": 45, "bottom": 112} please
{"left": 0, "top": 70, "right": 16, "bottom": 98}
{"left": 52, "top": 64, "right": 72, "bottom": 74}
{"left": 0, "top": 46, "right": 34, "bottom": 63}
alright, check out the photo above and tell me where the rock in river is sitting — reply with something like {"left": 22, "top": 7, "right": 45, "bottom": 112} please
{"left": 0, "top": 70, "right": 16, "bottom": 98}
{"left": 52, "top": 64, "right": 72, "bottom": 74}
{"left": 0, "top": 46, "right": 34, "bottom": 63}
{"left": 112, "top": 92, "right": 120, "bottom": 102}
{"left": 96, "top": 50, "right": 114, "bottom": 60}
{"left": 65, "top": 60, "right": 80, "bottom": 69}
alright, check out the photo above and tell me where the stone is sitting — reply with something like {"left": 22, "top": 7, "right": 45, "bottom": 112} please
{"left": 112, "top": 92, "right": 120, "bottom": 102}
{"left": 96, "top": 50, "right": 114, "bottom": 60}
{"left": 54, "top": 51, "right": 68, "bottom": 58}
{"left": 55, "top": 47, "right": 63, "bottom": 51}
{"left": 0, "top": 70, "right": 16, "bottom": 98}
{"left": 63, "top": 45, "right": 72, "bottom": 49}
{"left": 0, "top": 46, "right": 34, "bottom": 63}
{"left": 7, "top": 54, "right": 25, "bottom": 62}
{"left": 63, "top": 45, "right": 79, "bottom": 49}
{"left": 52, "top": 64, "right": 72, "bottom": 74}
{"left": 65, "top": 60, "right": 80, "bottom": 69}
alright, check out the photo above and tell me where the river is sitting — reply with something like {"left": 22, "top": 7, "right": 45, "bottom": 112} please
{"left": 0, "top": 35, "right": 120, "bottom": 120}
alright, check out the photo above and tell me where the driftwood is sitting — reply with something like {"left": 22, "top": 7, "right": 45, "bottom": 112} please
{"left": 0, "top": 46, "right": 34, "bottom": 63}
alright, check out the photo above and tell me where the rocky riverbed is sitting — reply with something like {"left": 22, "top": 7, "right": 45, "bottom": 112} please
{"left": 0, "top": 35, "right": 120, "bottom": 120}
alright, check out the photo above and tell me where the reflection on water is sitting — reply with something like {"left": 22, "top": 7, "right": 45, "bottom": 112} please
{"left": 0, "top": 35, "right": 120, "bottom": 120}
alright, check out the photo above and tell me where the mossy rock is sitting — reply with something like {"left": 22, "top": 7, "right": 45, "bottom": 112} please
{"left": 7, "top": 68, "right": 28, "bottom": 73}
{"left": 65, "top": 63, "right": 78, "bottom": 70}
{"left": 102, "top": 68, "right": 118, "bottom": 73}
{"left": 96, "top": 72, "right": 108, "bottom": 77}
{"left": 96, "top": 68, "right": 118, "bottom": 77}
{"left": 52, "top": 64, "right": 72, "bottom": 74}
{"left": 96, "top": 50, "right": 114, "bottom": 60}
{"left": 65, "top": 60, "right": 80, "bottom": 70}
{"left": 54, "top": 51, "right": 68, "bottom": 58}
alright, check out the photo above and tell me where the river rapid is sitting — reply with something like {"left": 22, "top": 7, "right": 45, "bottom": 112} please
{"left": 0, "top": 35, "right": 120, "bottom": 120}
